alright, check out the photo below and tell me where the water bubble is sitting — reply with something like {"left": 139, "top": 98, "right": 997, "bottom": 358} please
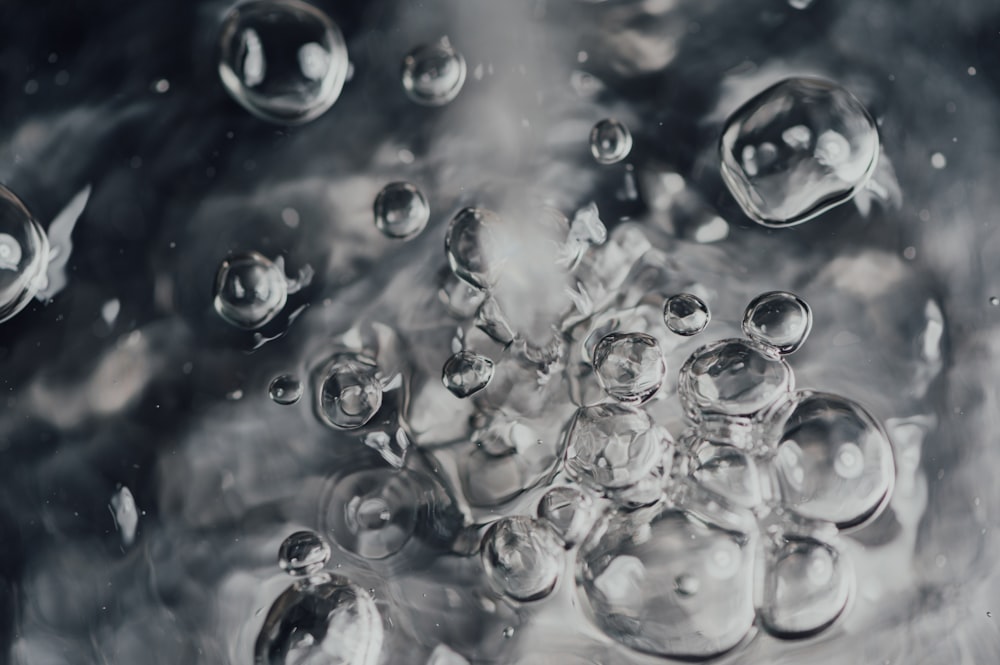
{"left": 759, "top": 537, "right": 850, "bottom": 638}
{"left": 315, "top": 353, "right": 383, "bottom": 430}
{"left": 990, "top": 296, "right": 999, "bottom": 307}
{"left": 218, "top": 0, "right": 349, "bottom": 125}
{"left": 401, "top": 39, "right": 467, "bottom": 107}
{"left": 442, "top": 350, "right": 495, "bottom": 398}
{"left": 445, "top": 207, "right": 502, "bottom": 290}
{"left": 663, "top": 293, "right": 711, "bottom": 336}
{"left": 0, "top": 185, "right": 49, "bottom": 324}
{"left": 742, "top": 291, "right": 813, "bottom": 354}
{"left": 373, "top": 182, "right": 430, "bottom": 240}
{"left": 324, "top": 469, "right": 418, "bottom": 559}
{"left": 254, "top": 573, "right": 383, "bottom": 665}
{"left": 771, "top": 391, "right": 895, "bottom": 529}
{"left": 278, "top": 530, "right": 331, "bottom": 576}
{"left": 590, "top": 118, "right": 633, "bottom": 165}
{"left": 109, "top": 486, "right": 139, "bottom": 548}
{"left": 677, "top": 338, "right": 793, "bottom": 419}
{"left": 537, "top": 486, "right": 594, "bottom": 548}
{"left": 269, "top": 374, "right": 303, "bottom": 405}
{"left": 480, "top": 516, "right": 562, "bottom": 601}
{"left": 719, "top": 77, "right": 879, "bottom": 226}
{"left": 592, "top": 332, "right": 666, "bottom": 404}
{"left": 213, "top": 252, "right": 288, "bottom": 330}
{"left": 439, "top": 271, "right": 486, "bottom": 319}
{"left": 689, "top": 439, "right": 763, "bottom": 509}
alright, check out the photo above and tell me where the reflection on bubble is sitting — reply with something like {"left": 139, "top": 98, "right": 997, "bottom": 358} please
{"left": 592, "top": 332, "right": 666, "bottom": 404}
{"left": 663, "top": 293, "right": 710, "bottom": 337}
{"left": 442, "top": 350, "right": 495, "bottom": 398}
{"left": 373, "top": 182, "right": 430, "bottom": 240}
{"left": 269, "top": 374, "right": 303, "bottom": 405}
{"left": 481, "top": 516, "right": 562, "bottom": 601}
{"left": 445, "top": 207, "right": 501, "bottom": 290}
{"left": 278, "top": 530, "right": 331, "bottom": 576}
{"left": 742, "top": 291, "right": 813, "bottom": 354}
{"left": 315, "top": 353, "right": 384, "bottom": 430}
{"left": 323, "top": 468, "right": 419, "bottom": 559}
{"left": 537, "top": 486, "right": 594, "bottom": 548}
{"left": 401, "top": 39, "right": 467, "bottom": 107}
{"left": 759, "top": 537, "right": 850, "bottom": 638}
{"left": 213, "top": 252, "right": 288, "bottom": 330}
{"left": 590, "top": 118, "right": 633, "bottom": 165}
{"left": 0, "top": 185, "right": 50, "bottom": 324}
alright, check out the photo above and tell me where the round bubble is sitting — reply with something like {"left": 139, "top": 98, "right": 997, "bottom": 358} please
{"left": 254, "top": 573, "right": 383, "bottom": 665}
{"left": 537, "top": 486, "right": 594, "bottom": 548}
{"left": 269, "top": 374, "right": 303, "bottom": 405}
{"left": 480, "top": 516, "right": 562, "bottom": 601}
{"left": 663, "top": 293, "right": 711, "bottom": 336}
{"left": 759, "top": 537, "right": 850, "bottom": 638}
{"left": 278, "top": 530, "right": 331, "bottom": 576}
{"left": 442, "top": 350, "right": 495, "bottom": 398}
{"left": 590, "top": 118, "right": 633, "bottom": 165}
{"left": 689, "top": 438, "right": 763, "bottom": 510}
{"left": 0, "top": 185, "right": 49, "bottom": 324}
{"left": 592, "top": 332, "right": 666, "bottom": 404}
{"left": 444, "top": 207, "right": 502, "bottom": 290}
{"left": 315, "top": 353, "right": 383, "bottom": 430}
{"left": 218, "top": 0, "right": 349, "bottom": 125}
{"left": 373, "top": 182, "right": 430, "bottom": 240}
{"left": 742, "top": 291, "right": 813, "bottom": 354}
{"left": 213, "top": 252, "right": 288, "bottom": 330}
{"left": 401, "top": 39, "right": 467, "bottom": 107}
{"left": 323, "top": 468, "right": 419, "bottom": 559}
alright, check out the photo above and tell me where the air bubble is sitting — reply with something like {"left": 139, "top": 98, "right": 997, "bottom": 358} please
{"left": 324, "top": 469, "right": 418, "bottom": 559}
{"left": 277, "top": 530, "right": 331, "bottom": 576}
{"left": 442, "top": 350, "right": 495, "bottom": 398}
{"left": 445, "top": 207, "right": 502, "bottom": 290}
{"left": 663, "top": 293, "right": 710, "bottom": 336}
{"left": 592, "top": 332, "right": 666, "bottom": 404}
{"left": 269, "top": 374, "right": 303, "bottom": 405}
{"left": 759, "top": 537, "right": 850, "bottom": 638}
{"left": 590, "top": 118, "right": 633, "bottom": 165}
{"left": 742, "top": 291, "right": 813, "bottom": 354}
{"left": 315, "top": 353, "right": 383, "bottom": 430}
{"left": 213, "top": 252, "right": 288, "bottom": 330}
{"left": 401, "top": 39, "right": 467, "bottom": 107}
{"left": 480, "top": 516, "right": 562, "bottom": 601}
{"left": 537, "top": 486, "right": 594, "bottom": 548}
{"left": 689, "top": 438, "right": 763, "bottom": 510}
{"left": 0, "top": 185, "right": 50, "bottom": 324}
{"left": 373, "top": 182, "right": 430, "bottom": 240}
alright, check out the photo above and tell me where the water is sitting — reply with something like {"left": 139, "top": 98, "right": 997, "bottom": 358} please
{"left": 742, "top": 291, "right": 813, "bottom": 354}
{"left": 663, "top": 293, "right": 711, "bottom": 337}
{"left": 322, "top": 468, "right": 418, "bottom": 559}
{"left": 590, "top": 118, "right": 633, "bottom": 165}
{"left": 213, "top": 251, "right": 290, "bottom": 329}
{"left": 480, "top": 516, "right": 562, "bottom": 601}
{"left": 592, "top": 332, "right": 666, "bottom": 403}
{"left": 0, "top": 184, "right": 49, "bottom": 323}
{"left": 372, "top": 182, "right": 430, "bottom": 240}
{"left": 277, "top": 530, "right": 331, "bottom": 576}
{"left": 441, "top": 349, "right": 495, "bottom": 398}
{"left": 400, "top": 38, "right": 467, "bottom": 107}
{"left": 536, "top": 485, "right": 594, "bottom": 548}
{"left": 268, "top": 374, "right": 303, "bottom": 405}
{"left": 315, "top": 352, "right": 384, "bottom": 430}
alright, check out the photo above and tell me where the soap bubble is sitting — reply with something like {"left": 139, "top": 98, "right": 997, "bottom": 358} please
{"left": 218, "top": 0, "right": 349, "bottom": 125}
{"left": 315, "top": 353, "right": 383, "bottom": 430}
{"left": 759, "top": 537, "right": 850, "bottom": 638}
{"left": 590, "top": 118, "right": 633, "bottom": 165}
{"left": 0, "top": 184, "right": 50, "bottom": 324}
{"left": 269, "top": 374, "right": 303, "bottom": 405}
{"left": 213, "top": 252, "right": 288, "bottom": 330}
{"left": 480, "top": 516, "right": 562, "bottom": 601}
{"left": 323, "top": 468, "right": 418, "bottom": 559}
{"left": 442, "top": 350, "right": 495, "bottom": 398}
{"left": 663, "top": 293, "right": 710, "bottom": 337}
{"left": 592, "top": 332, "right": 666, "bottom": 404}
{"left": 278, "top": 530, "right": 331, "bottom": 576}
{"left": 401, "top": 39, "right": 467, "bottom": 106}
{"left": 537, "top": 486, "right": 595, "bottom": 548}
{"left": 742, "top": 291, "right": 813, "bottom": 354}
{"left": 373, "top": 182, "right": 430, "bottom": 240}
{"left": 719, "top": 77, "right": 879, "bottom": 226}
{"left": 445, "top": 207, "right": 501, "bottom": 290}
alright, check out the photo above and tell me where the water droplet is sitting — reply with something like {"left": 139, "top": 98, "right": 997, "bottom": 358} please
{"left": 759, "top": 537, "right": 850, "bottom": 638}
{"left": 537, "top": 486, "right": 594, "bottom": 548}
{"left": 218, "top": 0, "right": 349, "bottom": 125}
{"left": 480, "top": 516, "right": 562, "bottom": 601}
{"left": 109, "top": 486, "right": 139, "bottom": 548}
{"left": 278, "top": 530, "right": 331, "bottom": 576}
{"left": 373, "top": 182, "right": 430, "bottom": 240}
{"left": 315, "top": 353, "right": 383, "bottom": 430}
{"left": 254, "top": 573, "right": 384, "bottom": 665}
{"left": 442, "top": 350, "right": 495, "bottom": 398}
{"left": 930, "top": 152, "right": 947, "bottom": 169}
{"left": 742, "top": 291, "right": 813, "bottom": 354}
{"left": 720, "top": 77, "right": 879, "bottom": 226}
{"left": 590, "top": 118, "right": 633, "bottom": 165}
{"left": 663, "top": 293, "right": 711, "bottom": 336}
{"left": 689, "top": 438, "right": 762, "bottom": 509}
{"left": 269, "top": 374, "right": 303, "bottom": 405}
{"left": 324, "top": 469, "right": 418, "bottom": 559}
{"left": 445, "top": 207, "right": 502, "bottom": 290}
{"left": 401, "top": 39, "right": 467, "bottom": 106}
{"left": 213, "top": 252, "right": 288, "bottom": 330}
{"left": 0, "top": 185, "right": 49, "bottom": 324}
{"left": 990, "top": 296, "right": 999, "bottom": 307}
{"left": 771, "top": 391, "right": 895, "bottom": 529}
{"left": 592, "top": 332, "right": 666, "bottom": 404}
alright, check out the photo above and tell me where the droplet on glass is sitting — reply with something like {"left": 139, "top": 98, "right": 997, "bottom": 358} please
{"left": 663, "top": 293, "right": 711, "bottom": 336}
{"left": 742, "top": 291, "right": 813, "bottom": 354}
{"left": 373, "top": 182, "right": 430, "bottom": 240}
{"left": 480, "top": 516, "right": 562, "bottom": 601}
{"left": 536, "top": 486, "right": 594, "bottom": 548}
{"left": 218, "top": 0, "right": 349, "bottom": 125}
{"left": 590, "top": 118, "right": 633, "bottom": 165}
{"left": 442, "top": 350, "right": 495, "bottom": 398}
{"left": 269, "top": 374, "right": 303, "bottom": 405}
{"left": 278, "top": 530, "right": 331, "bottom": 576}
{"left": 401, "top": 39, "right": 467, "bottom": 107}
{"left": 323, "top": 469, "right": 419, "bottom": 559}
{"left": 0, "top": 185, "right": 49, "bottom": 324}
{"left": 213, "top": 252, "right": 289, "bottom": 330}
{"left": 315, "top": 352, "right": 383, "bottom": 429}
{"left": 445, "top": 207, "right": 502, "bottom": 290}
{"left": 719, "top": 77, "right": 879, "bottom": 227}
{"left": 759, "top": 537, "right": 850, "bottom": 638}
{"left": 592, "top": 332, "right": 667, "bottom": 404}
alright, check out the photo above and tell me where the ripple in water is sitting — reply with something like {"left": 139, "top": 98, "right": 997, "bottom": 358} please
{"left": 401, "top": 38, "right": 467, "bottom": 107}
{"left": 323, "top": 468, "right": 419, "bottom": 559}
{"left": 0, "top": 185, "right": 50, "bottom": 324}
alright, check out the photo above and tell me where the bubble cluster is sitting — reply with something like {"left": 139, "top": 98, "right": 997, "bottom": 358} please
{"left": 315, "top": 353, "right": 384, "bottom": 429}
{"left": 373, "top": 182, "right": 430, "bottom": 240}
{"left": 269, "top": 374, "right": 303, "bottom": 405}
{"left": 278, "top": 530, "right": 331, "bottom": 576}
{"left": 592, "top": 332, "right": 666, "bottom": 403}
{"left": 480, "top": 516, "right": 562, "bottom": 601}
{"left": 590, "top": 118, "right": 633, "bottom": 165}
{"left": 663, "top": 293, "right": 710, "bottom": 336}
{"left": 213, "top": 252, "right": 289, "bottom": 330}
{"left": 742, "top": 290, "right": 813, "bottom": 354}
{"left": 0, "top": 185, "right": 50, "bottom": 324}
{"left": 401, "top": 39, "right": 467, "bottom": 107}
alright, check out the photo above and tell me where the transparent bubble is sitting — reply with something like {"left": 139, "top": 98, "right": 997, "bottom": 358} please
{"left": 592, "top": 332, "right": 666, "bottom": 404}
{"left": 537, "top": 486, "right": 594, "bottom": 548}
{"left": 218, "top": 0, "right": 349, "bottom": 125}
{"left": 789, "top": 0, "right": 815, "bottom": 8}
{"left": 445, "top": 207, "right": 501, "bottom": 290}
{"left": 0, "top": 185, "right": 49, "bottom": 324}
{"left": 590, "top": 118, "right": 633, "bottom": 165}
{"left": 269, "top": 374, "right": 303, "bottom": 405}
{"left": 442, "top": 350, "right": 495, "bottom": 398}
{"left": 278, "top": 530, "right": 331, "bottom": 576}
{"left": 439, "top": 271, "right": 486, "bottom": 319}
{"left": 213, "top": 252, "right": 288, "bottom": 330}
{"left": 315, "top": 353, "right": 383, "bottom": 430}
{"left": 759, "top": 537, "right": 850, "bottom": 638}
{"left": 677, "top": 338, "right": 793, "bottom": 419}
{"left": 742, "top": 291, "right": 813, "bottom": 354}
{"left": 480, "top": 516, "right": 562, "bottom": 601}
{"left": 254, "top": 573, "right": 383, "bottom": 665}
{"left": 719, "top": 77, "right": 879, "bottom": 226}
{"left": 689, "top": 439, "right": 763, "bottom": 510}
{"left": 578, "top": 507, "right": 756, "bottom": 659}
{"left": 324, "top": 469, "right": 418, "bottom": 559}
{"left": 401, "top": 39, "right": 467, "bottom": 107}
{"left": 771, "top": 391, "right": 895, "bottom": 529}
{"left": 373, "top": 182, "right": 430, "bottom": 240}
{"left": 663, "top": 293, "right": 710, "bottom": 337}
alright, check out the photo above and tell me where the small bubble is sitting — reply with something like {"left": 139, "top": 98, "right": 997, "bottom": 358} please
{"left": 278, "top": 530, "right": 331, "bottom": 576}
{"left": 373, "top": 182, "right": 430, "bottom": 240}
{"left": 401, "top": 39, "right": 467, "bottom": 106}
{"left": 593, "top": 332, "right": 667, "bottom": 404}
{"left": 323, "top": 469, "right": 419, "bottom": 559}
{"left": 481, "top": 516, "right": 562, "bottom": 601}
{"left": 212, "top": 251, "right": 288, "bottom": 330}
{"left": 742, "top": 291, "right": 813, "bottom": 354}
{"left": 502, "top": 627, "right": 515, "bottom": 639}
{"left": 315, "top": 352, "right": 383, "bottom": 429}
{"left": 968, "top": 66, "right": 977, "bottom": 76}
{"left": 109, "top": 486, "right": 139, "bottom": 548}
{"left": 663, "top": 293, "right": 711, "bottom": 336}
{"left": 398, "top": 148, "right": 415, "bottom": 164}
{"left": 280, "top": 207, "right": 300, "bottom": 228}
{"left": 153, "top": 78, "right": 170, "bottom": 93}
{"left": 930, "top": 152, "right": 947, "bottom": 169}
{"left": 759, "top": 537, "right": 849, "bottom": 638}
{"left": 990, "top": 296, "right": 999, "bottom": 306}
{"left": 445, "top": 207, "right": 502, "bottom": 290}
{"left": 590, "top": 118, "right": 633, "bottom": 165}
{"left": 537, "top": 486, "right": 594, "bottom": 548}
{"left": 269, "top": 374, "right": 303, "bottom": 405}
{"left": 442, "top": 350, "right": 495, "bottom": 398}
{"left": 903, "top": 246, "right": 917, "bottom": 260}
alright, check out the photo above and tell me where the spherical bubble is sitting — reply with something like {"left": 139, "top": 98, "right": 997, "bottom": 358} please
{"left": 480, "top": 516, "right": 562, "bottom": 602}
{"left": 758, "top": 537, "right": 850, "bottom": 638}
{"left": 719, "top": 77, "right": 879, "bottom": 226}
{"left": 269, "top": 374, "right": 303, "bottom": 405}
{"left": 278, "top": 530, "right": 331, "bottom": 576}
{"left": 373, "top": 182, "right": 430, "bottom": 240}
{"left": 442, "top": 350, "right": 495, "bottom": 398}
{"left": 689, "top": 439, "right": 763, "bottom": 510}
{"left": 254, "top": 573, "right": 383, "bottom": 665}
{"left": 213, "top": 252, "right": 288, "bottom": 330}
{"left": 590, "top": 118, "right": 633, "bottom": 165}
{"left": 592, "top": 332, "right": 666, "bottom": 404}
{"left": 401, "top": 39, "right": 467, "bottom": 107}
{"left": 536, "top": 486, "right": 594, "bottom": 548}
{"left": 742, "top": 291, "right": 813, "bottom": 354}
{"left": 323, "top": 469, "right": 418, "bottom": 559}
{"left": 663, "top": 293, "right": 710, "bottom": 337}
{"left": 315, "top": 353, "right": 383, "bottom": 430}
{"left": 0, "top": 185, "right": 49, "bottom": 324}
{"left": 677, "top": 338, "right": 793, "bottom": 419}
{"left": 444, "top": 207, "right": 502, "bottom": 290}
{"left": 578, "top": 507, "right": 755, "bottom": 659}
{"left": 217, "top": 0, "right": 349, "bottom": 125}
{"left": 770, "top": 391, "right": 895, "bottom": 529}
